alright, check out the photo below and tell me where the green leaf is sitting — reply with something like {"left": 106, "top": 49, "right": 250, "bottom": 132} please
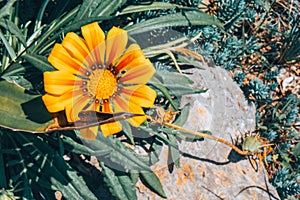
{"left": 0, "top": 0, "right": 17, "bottom": 19}
{"left": 149, "top": 136, "right": 164, "bottom": 165}
{"left": 155, "top": 70, "right": 194, "bottom": 85}
{"left": 140, "top": 171, "right": 167, "bottom": 198}
{"left": 130, "top": 171, "right": 139, "bottom": 185}
{"left": 34, "top": 0, "right": 51, "bottom": 32}
{"left": 176, "top": 54, "right": 205, "bottom": 69}
{"left": 101, "top": 163, "right": 137, "bottom": 200}
{"left": 30, "top": 6, "right": 79, "bottom": 54}
{"left": 82, "top": 133, "right": 151, "bottom": 172}
{"left": 167, "top": 134, "right": 180, "bottom": 168}
{"left": 162, "top": 84, "right": 207, "bottom": 96}
{"left": 9, "top": 132, "right": 98, "bottom": 199}
{"left": 0, "top": 29, "right": 16, "bottom": 60}
{"left": 126, "top": 10, "right": 224, "bottom": 35}
{"left": 119, "top": 2, "right": 183, "bottom": 15}
{"left": 22, "top": 53, "right": 55, "bottom": 72}
{"left": 0, "top": 19, "right": 27, "bottom": 46}
{"left": 0, "top": 80, "right": 53, "bottom": 132}
{"left": 93, "top": 0, "right": 127, "bottom": 17}
{"left": 75, "top": 0, "right": 102, "bottom": 20}
{"left": 158, "top": 70, "right": 207, "bottom": 95}
{"left": 121, "top": 121, "right": 135, "bottom": 145}
{"left": 150, "top": 82, "right": 178, "bottom": 110}
{"left": 60, "top": 136, "right": 96, "bottom": 156}
{"left": 174, "top": 104, "right": 190, "bottom": 126}
{"left": 1, "top": 63, "right": 35, "bottom": 90}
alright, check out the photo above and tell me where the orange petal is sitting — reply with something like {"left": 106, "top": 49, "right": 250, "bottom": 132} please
{"left": 100, "top": 101, "right": 122, "bottom": 136}
{"left": 81, "top": 22, "right": 105, "bottom": 65}
{"left": 106, "top": 27, "right": 128, "bottom": 65}
{"left": 113, "top": 96, "right": 147, "bottom": 127}
{"left": 48, "top": 44, "right": 84, "bottom": 75}
{"left": 114, "top": 44, "right": 145, "bottom": 72}
{"left": 120, "top": 85, "right": 156, "bottom": 108}
{"left": 65, "top": 95, "right": 91, "bottom": 122}
{"left": 62, "top": 32, "right": 94, "bottom": 67}
{"left": 119, "top": 60, "right": 155, "bottom": 84}
{"left": 80, "top": 126, "right": 98, "bottom": 140}
{"left": 42, "top": 89, "right": 83, "bottom": 113}
{"left": 43, "top": 71, "right": 81, "bottom": 95}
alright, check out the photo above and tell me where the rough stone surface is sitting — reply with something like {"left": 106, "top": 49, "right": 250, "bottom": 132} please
{"left": 136, "top": 66, "right": 280, "bottom": 199}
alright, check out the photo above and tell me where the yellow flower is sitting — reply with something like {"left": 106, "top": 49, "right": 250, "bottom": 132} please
{"left": 42, "top": 22, "right": 156, "bottom": 139}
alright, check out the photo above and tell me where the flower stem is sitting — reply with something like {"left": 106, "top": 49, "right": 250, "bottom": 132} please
{"left": 162, "top": 122, "right": 249, "bottom": 156}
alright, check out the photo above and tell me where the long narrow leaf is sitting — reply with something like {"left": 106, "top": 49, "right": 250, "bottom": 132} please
{"left": 30, "top": 6, "right": 79, "bottom": 53}
{"left": 84, "top": 134, "right": 151, "bottom": 171}
{"left": 34, "top": 0, "right": 50, "bottom": 32}
{"left": 126, "top": 10, "right": 223, "bottom": 35}
{"left": 0, "top": 0, "right": 17, "bottom": 19}
{"left": 0, "top": 29, "right": 16, "bottom": 60}
{"left": 75, "top": 0, "right": 101, "bottom": 20}
{"left": 0, "top": 19, "right": 27, "bottom": 46}
{"left": 15, "top": 133, "right": 98, "bottom": 199}
{"left": 119, "top": 2, "right": 189, "bottom": 15}
{"left": 101, "top": 163, "right": 137, "bottom": 200}
{"left": 22, "top": 53, "right": 55, "bottom": 72}
{"left": 93, "top": 0, "right": 127, "bottom": 17}
{"left": 140, "top": 172, "right": 167, "bottom": 198}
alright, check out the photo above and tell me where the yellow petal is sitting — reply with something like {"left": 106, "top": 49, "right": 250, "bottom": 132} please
{"left": 81, "top": 22, "right": 105, "bottom": 65}
{"left": 80, "top": 126, "right": 98, "bottom": 140}
{"left": 119, "top": 60, "right": 155, "bottom": 84}
{"left": 100, "top": 122, "right": 122, "bottom": 137}
{"left": 106, "top": 27, "right": 128, "bottom": 65}
{"left": 113, "top": 96, "right": 147, "bottom": 127}
{"left": 62, "top": 32, "right": 94, "bottom": 67}
{"left": 42, "top": 89, "right": 83, "bottom": 113}
{"left": 120, "top": 85, "right": 156, "bottom": 108}
{"left": 65, "top": 95, "right": 91, "bottom": 122}
{"left": 48, "top": 44, "right": 84, "bottom": 75}
{"left": 43, "top": 71, "right": 81, "bottom": 95}
{"left": 99, "top": 101, "right": 122, "bottom": 136}
{"left": 114, "top": 44, "right": 145, "bottom": 72}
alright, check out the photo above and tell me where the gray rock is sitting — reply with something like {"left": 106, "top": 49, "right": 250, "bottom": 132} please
{"left": 136, "top": 66, "right": 280, "bottom": 199}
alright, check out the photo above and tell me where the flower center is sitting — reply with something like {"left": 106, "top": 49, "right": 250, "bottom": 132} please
{"left": 88, "top": 69, "right": 117, "bottom": 100}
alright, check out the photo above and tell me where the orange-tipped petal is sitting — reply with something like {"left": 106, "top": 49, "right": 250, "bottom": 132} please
{"left": 106, "top": 27, "right": 128, "bottom": 65}
{"left": 42, "top": 89, "right": 83, "bottom": 113}
{"left": 120, "top": 85, "right": 156, "bottom": 108}
{"left": 43, "top": 71, "right": 81, "bottom": 95}
{"left": 114, "top": 44, "right": 145, "bottom": 72}
{"left": 81, "top": 22, "right": 105, "bottom": 65}
{"left": 119, "top": 60, "right": 155, "bottom": 84}
{"left": 80, "top": 126, "right": 98, "bottom": 140}
{"left": 113, "top": 96, "right": 147, "bottom": 127}
{"left": 48, "top": 44, "right": 84, "bottom": 75}
{"left": 62, "top": 32, "right": 94, "bottom": 67}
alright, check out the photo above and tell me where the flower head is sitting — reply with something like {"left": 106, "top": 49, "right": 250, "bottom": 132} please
{"left": 42, "top": 22, "right": 156, "bottom": 139}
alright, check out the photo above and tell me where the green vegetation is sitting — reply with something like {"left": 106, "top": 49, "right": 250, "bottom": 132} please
{"left": 0, "top": 0, "right": 299, "bottom": 199}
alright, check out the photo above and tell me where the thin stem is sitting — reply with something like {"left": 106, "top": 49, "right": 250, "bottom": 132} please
{"left": 162, "top": 122, "right": 249, "bottom": 156}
